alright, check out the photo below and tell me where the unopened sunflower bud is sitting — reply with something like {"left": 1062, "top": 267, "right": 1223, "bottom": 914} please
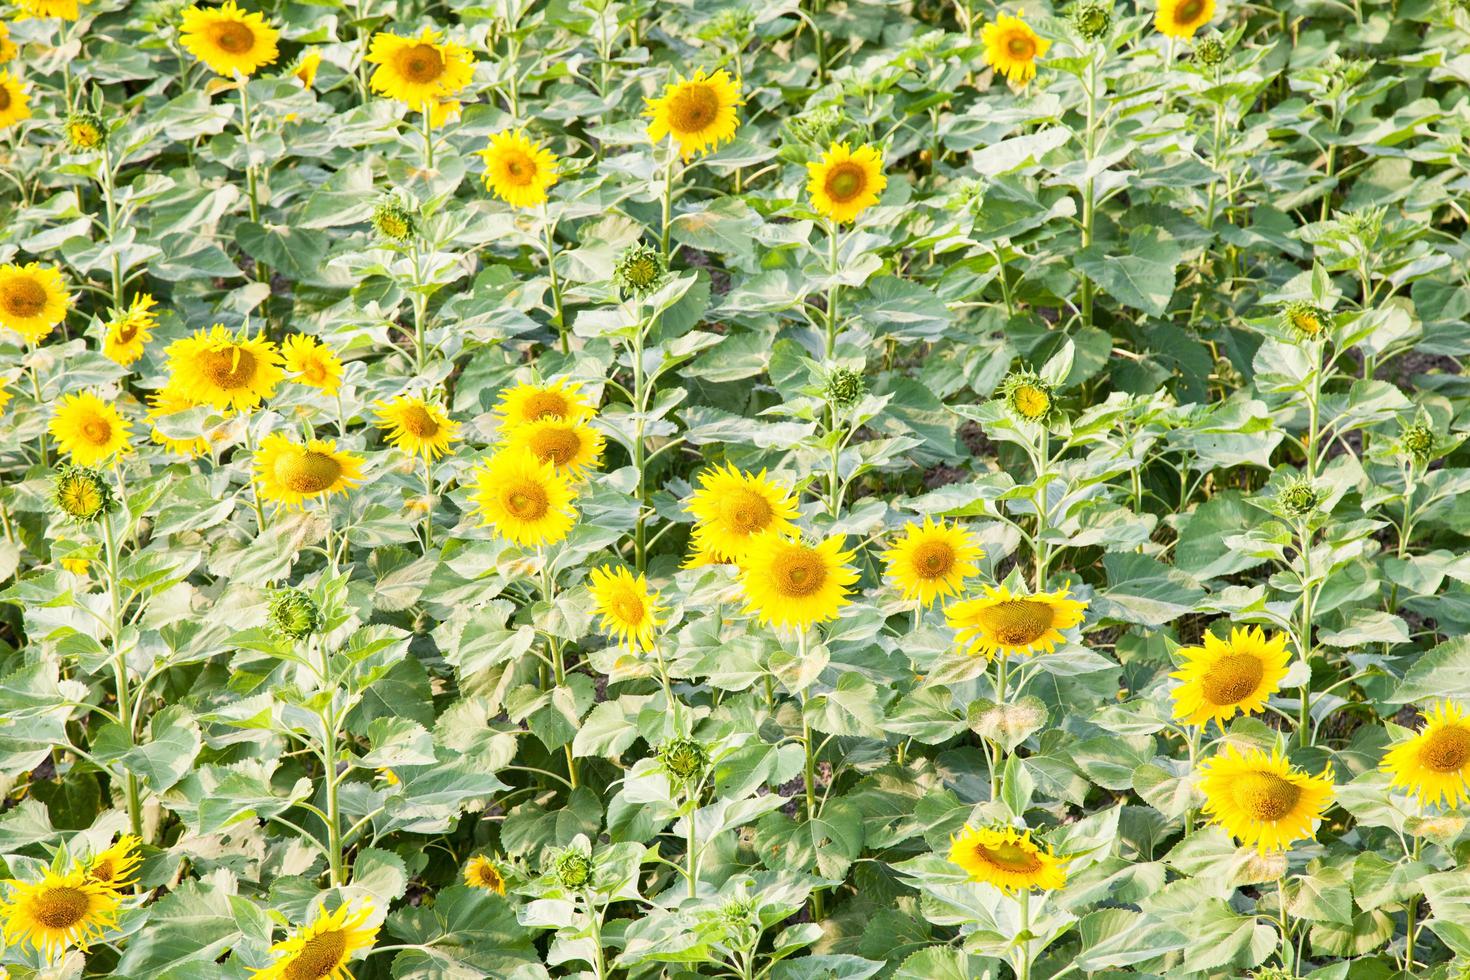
{"left": 52, "top": 465, "right": 116, "bottom": 523}
{"left": 823, "top": 367, "right": 865, "bottom": 408}
{"left": 1402, "top": 421, "right": 1436, "bottom": 463}
{"left": 267, "top": 588, "right": 322, "bottom": 641}
{"left": 553, "top": 848, "right": 593, "bottom": 889}
{"left": 999, "top": 370, "right": 1056, "bottom": 424}
{"left": 65, "top": 111, "right": 106, "bottom": 152}
{"left": 613, "top": 243, "right": 667, "bottom": 296}
{"left": 1194, "top": 34, "right": 1227, "bottom": 67}
{"left": 1070, "top": 1, "right": 1111, "bottom": 41}
{"left": 1279, "top": 300, "right": 1331, "bottom": 341}
{"left": 1278, "top": 478, "right": 1320, "bottom": 518}
{"left": 659, "top": 736, "right": 709, "bottom": 783}
{"left": 371, "top": 197, "right": 416, "bottom": 243}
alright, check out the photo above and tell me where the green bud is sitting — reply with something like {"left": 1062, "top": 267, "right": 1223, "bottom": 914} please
{"left": 371, "top": 196, "right": 416, "bottom": 243}
{"left": 1402, "top": 421, "right": 1436, "bottom": 463}
{"left": 1278, "top": 478, "right": 1320, "bottom": 518}
{"left": 999, "top": 370, "right": 1056, "bottom": 424}
{"left": 1194, "top": 34, "right": 1227, "bottom": 67}
{"left": 52, "top": 466, "right": 116, "bottom": 523}
{"left": 658, "top": 736, "right": 709, "bottom": 783}
{"left": 553, "top": 848, "right": 593, "bottom": 889}
{"left": 1070, "top": 1, "right": 1111, "bottom": 41}
{"left": 65, "top": 111, "right": 107, "bottom": 153}
{"left": 267, "top": 588, "right": 322, "bottom": 641}
{"left": 783, "top": 105, "right": 846, "bottom": 151}
{"left": 823, "top": 367, "right": 865, "bottom": 408}
{"left": 613, "top": 243, "right": 667, "bottom": 296}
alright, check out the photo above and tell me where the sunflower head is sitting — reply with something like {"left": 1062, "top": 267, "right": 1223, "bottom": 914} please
{"left": 806, "top": 141, "right": 887, "bottom": 224}
{"left": 1000, "top": 370, "right": 1056, "bottom": 424}
{"left": 881, "top": 516, "right": 985, "bottom": 608}
{"left": 823, "top": 367, "right": 865, "bottom": 408}
{"left": 469, "top": 449, "right": 579, "bottom": 547}
{"left": 0, "top": 867, "right": 120, "bottom": 956}
{"left": 552, "top": 848, "right": 593, "bottom": 890}
{"left": 375, "top": 393, "right": 460, "bottom": 460}
{"left": 739, "top": 534, "right": 860, "bottom": 631}
{"left": 494, "top": 379, "right": 596, "bottom": 430}
{"left": 478, "top": 129, "right": 560, "bottom": 209}
{"left": 253, "top": 433, "right": 364, "bottom": 508}
{"left": 644, "top": 68, "right": 743, "bottom": 159}
{"left": 1198, "top": 745, "right": 1335, "bottom": 852}
{"left": 506, "top": 417, "right": 604, "bottom": 478}
{"left": 0, "top": 70, "right": 29, "bottom": 132}
{"left": 981, "top": 12, "right": 1052, "bottom": 85}
{"left": 179, "top": 0, "right": 281, "bottom": 77}
{"left": 1070, "top": 0, "right": 1112, "bottom": 40}
{"left": 686, "top": 463, "right": 800, "bottom": 562}
{"left": 946, "top": 584, "right": 1088, "bottom": 659}
{"left": 658, "top": 736, "right": 709, "bottom": 784}
{"left": 267, "top": 587, "right": 322, "bottom": 641}
{"left": 613, "top": 243, "right": 668, "bottom": 297}
{"left": 948, "top": 824, "right": 1069, "bottom": 894}
{"left": 587, "top": 565, "right": 663, "bottom": 652}
{"left": 366, "top": 27, "right": 475, "bottom": 109}
{"left": 1170, "top": 625, "right": 1292, "bottom": 728}
{"left": 49, "top": 391, "right": 132, "bottom": 466}
{"left": 64, "top": 110, "right": 106, "bottom": 152}
{"left": 372, "top": 196, "right": 416, "bottom": 243}
{"left": 293, "top": 48, "right": 321, "bottom": 88}
{"left": 85, "top": 835, "right": 142, "bottom": 891}
{"left": 1278, "top": 300, "right": 1331, "bottom": 341}
{"left": 102, "top": 294, "right": 159, "bottom": 367}
{"left": 0, "top": 261, "right": 71, "bottom": 344}
{"left": 1277, "top": 478, "right": 1320, "bottom": 518}
{"left": 464, "top": 855, "right": 507, "bottom": 894}
{"left": 254, "top": 901, "right": 378, "bottom": 980}
{"left": 1194, "top": 33, "right": 1228, "bottom": 67}
{"left": 52, "top": 465, "right": 116, "bottom": 523}
{"left": 1401, "top": 420, "right": 1437, "bottom": 464}
{"left": 1383, "top": 701, "right": 1470, "bottom": 807}
{"left": 163, "top": 325, "right": 284, "bottom": 413}
{"left": 1155, "top": 0, "right": 1215, "bottom": 38}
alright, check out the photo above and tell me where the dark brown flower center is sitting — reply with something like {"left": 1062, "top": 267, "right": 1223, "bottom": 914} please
{"left": 722, "top": 489, "right": 773, "bottom": 534}
{"left": 2, "top": 276, "right": 48, "bottom": 318}
{"left": 35, "top": 886, "right": 90, "bottom": 929}
{"left": 824, "top": 162, "right": 867, "bottom": 203}
{"left": 975, "top": 841, "right": 1042, "bottom": 874}
{"left": 529, "top": 427, "right": 581, "bottom": 466}
{"left": 81, "top": 417, "right": 113, "bottom": 444}
{"left": 503, "top": 480, "right": 549, "bottom": 520}
{"left": 396, "top": 44, "right": 444, "bottom": 84}
{"left": 199, "top": 346, "right": 258, "bottom": 389}
{"left": 400, "top": 405, "right": 440, "bottom": 438}
{"left": 911, "top": 540, "right": 955, "bottom": 579}
{"left": 210, "top": 21, "right": 256, "bottom": 54}
{"left": 668, "top": 83, "right": 720, "bottom": 133}
{"left": 1176, "top": 0, "right": 1205, "bottom": 23}
{"left": 522, "top": 392, "right": 569, "bottom": 421}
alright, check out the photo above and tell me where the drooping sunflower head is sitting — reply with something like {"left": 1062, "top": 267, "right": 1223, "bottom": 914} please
{"left": 366, "top": 27, "right": 475, "bottom": 109}
{"left": 469, "top": 449, "right": 579, "bottom": 547}
{"left": 281, "top": 333, "right": 343, "bottom": 393}
{"left": 163, "top": 324, "right": 284, "bottom": 412}
{"left": 1383, "top": 701, "right": 1470, "bottom": 807}
{"left": 999, "top": 370, "right": 1056, "bottom": 424}
{"left": 374, "top": 393, "right": 460, "bottom": 461}
{"left": 146, "top": 385, "right": 211, "bottom": 458}
{"left": 1278, "top": 300, "right": 1331, "bottom": 341}
{"left": 1277, "top": 477, "right": 1320, "bottom": 519}
{"left": 253, "top": 433, "right": 364, "bottom": 508}
{"left": 292, "top": 47, "right": 321, "bottom": 88}
{"left": 587, "top": 564, "right": 664, "bottom": 652}
{"left": 52, "top": 465, "right": 116, "bottom": 523}
{"left": 464, "top": 855, "right": 506, "bottom": 894}
{"left": 179, "top": 0, "right": 280, "bottom": 77}
{"left": 101, "top": 293, "right": 159, "bottom": 367}
{"left": 49, "top": 391, "right": 132, "bottom": 466}
{"left": 982, "top": 12, "right": 1052, "bottom": 85}
{"left": 1070, "top": 0, "right": 1112, "bottom": 41}
{"left": 494, "top": 378, "right": 596, "bottom": 430}
{"left": 686, "top": 463, "right": 801, "bottom": 563}
{"left": 0, "top": 867, "right": 119, "bottom": 957}
{"left": 612, "top": 243, "right": 668, "bottom": 297}
{"left": 1155, "top": 0, "right": 1216, "bottom": 38}
{"left": 426, "top": 95, "right": 461, "bottom": 129}
{"left": 371, "top": 195, "right": 416, "bottom": 243}
{"left": 0, "top": 261, "right": 71, "bottom": 344}
{"left": 266, "top": 587, "right": 322, "bottom": 642}
{"left": 0, "top": 70, "right": 29, "bottom": 131}
{"left": 252, "top": 901, "right": 378, "bottom": 980}
{"left": 84, "top": 835, "right": 142, "bottom": 891}
{"left": 64, "top": 109, "right": 106, "bottom": 152}
{"left": 658, "top": 736, "right": 709, "bottom": 784}
{"left": 644, "top": 68, "right": 743, "bottom": 160}
{"left": 739, "top": 534, "right": 859, "bottom": 631}
{"left": 881, "top": 516, "right": 985, "bottom": 608}
{"left": 806, "top": 142, "right": 887, "bottom": 225}
{"left": 946, "top": 583, "right": 1088, "bottom": 660}
{"left": 1198, "top": 744, "right": 1335, "bottom": 852}
{"left": 505, "top": 417, "right": 604, "bottom": 479}
{"left": 478, "top": 129, "right": 559, "bottom": 209}
{"left": 947, "top": 824, "right": 1069, "bottom": 894}
{"left": 1170, "top": 625, "right": 1292, "bottom": 728}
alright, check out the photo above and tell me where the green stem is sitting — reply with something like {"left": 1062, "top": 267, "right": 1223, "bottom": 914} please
{"left": 540, "top": 558, "right": 580, "bottom": 788}
{"left": 1080, "top": 48, "right": 1098, "bottom": 330}
{"left": 100, "top": 141, "right": 123, "bottom": 310}
{"left": 1018, "top": 888, "right": 1032, "bottom": 980}
{"left": 632, "top": 300, "right": 649, "bottom": 573}
{"left": 798, "top": 628, "right": 825, "bottom": 922}
{"left": 1296, "top": 517, "right": 1316, "bottom": 748}
{"left": 103, "top": 515, "right": 143, "bottom": 839}
{"left": 1276, "top": 876, "right": 1294, "bottom": 974}
{"left": 28, "top": 354, "right": 49, "bottom": 466}
{"left": 659, "top": 144, "right": 676, "bottom": 261}
{"left": 241, "top": 420, "right": 267, "bottom": 532}
{"left": 824, "top": 220, "right": 840, "bottom": 359}
{"left": 421, "top": 454, "right": 434, "bottom": 552}
{"left": 411, "top": 240, "right": 428, "bottom": 375}
{"left": 238, "top": 82, "right": 259, "bottom": 224}
{"left": 1033, "top": 427, "right": 1050, "bottom": 590}
{"left": 421, "top": 102, "right": 435, "bottom": 172}
{"left": 542, "top": 204, "right": 568, "bottom": 354}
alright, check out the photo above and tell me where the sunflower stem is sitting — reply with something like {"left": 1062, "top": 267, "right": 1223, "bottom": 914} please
{"left": 421, "top": 101, "right": 435, "bottom": 172}
{"left": 541, "top": 203, "right": 568, "bottom": 354}
{"left": 28, "top": 352, "right": 49, "bottom": 467}
{"left": 410, "top": 239, "right": 429, "bottom": 376}
{"left": 421, "top": 454, "right": 434, "bottom": 552}
{"left": 99, "top": 139, "right": 123, "bottom": 310}
{"left": 1079, "top": 44, "right": 1099, "bottom": 331}
{"left": 1295, "top": 515, "right": 1317, "bottom": 748}
{"left": 659, "top": 142, "right": 676, "bottom": 262}
{"left": 316, "top": 637, "right": 345, "bottom": 887}
{"left": 632, "top": 297, "right": 649, "bottom": 574}
{"left": 241, "top": 418, "right": 268, "bottom": 533}
{"left": 798, "top": 628, "right": 825, "bottom": 922}
{"left": 103, "top": 513, "right": 144, "bottom": 840}
{"left": 1017, "top": 887, "right": 1033, "bottom": 980}
{"left": 1033, "top": 426, "right": 1051, "bottom": 591}
{"left": 1275, "top": 875, "right": 1294, "bottom": 975}
{"left": 823, "top": 219, "right": 840, "bottom": 359}
{"left": 540, "top": 555, "right": 580, "bottom": 789}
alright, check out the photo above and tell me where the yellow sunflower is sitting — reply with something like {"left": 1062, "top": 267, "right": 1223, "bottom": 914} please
{"left": 981, "top": 12, "right": 1051, "bottom": 84}
{"left": 739, "top": 534, "right": 858, "bottom": 631}
{"left": 0, "top": 868, "right": 119, "bottom": 957}
{"left": 478, "top": 129, "right": 559, "bottom": 209}
{"left": 253, "top": 433, "right": 364, "bottom": 508}
{"left": 101, "top": 294, "right": 158, "bottom": 367}
{"left": 49, "top": 392, "right": 132, "bottom": 465}
{"left": 0, "top": 23, "right": 17, "bottom": 64}
{"left": 504, "top": 417, "right": 603, "bottom": 479}
{"left": 16, "top": 0, "right": 77, "bottom": 20}
{"left": 84, "top": 835, "right": 142, "bottom": 892}
{"left": 469, "top": 449, "right": 578, "bottom": 547}
{"left": 685, "top": 463, "right": 800, "bottom": 563}
{"left": 464, "top": 855, "right": 506, "bottom": 894}
{"left": 251, "top": 901, "right": 378, "bottom": 980}
{"left": 644, "top": 68, "right": 743, "bottom": 160}
{"left": 494, "top": 378, "right": 596, "bottom": 430}
{"left": 0, "top": 70, "right": 28, "bottom": 130}
{"left": 0, "top": 384, "right": 11, "bottom": 417}
{"left": 881, "top": 516, "right": 984, "bottom": 608}
{"left": 946, "top": 584, "right": 1087, "bottom": 660}
{"left": 682, "top": 536, "right": 732, "bottom": 569}
{"left": 588, "top": 565, "right": 664, "bottom": 652}
{"left": 60, "top": 556, "right": 91, "bottom": 576}
{"left": 292, "top": 48, "right": 321, "bottom": 88}
{"left": 426, "top": 95, "right": 461, "bottom": 128}
{"left": 1198, "top": 745, "right": 1335, "bottom": 852}
{"left": 1170, "top": 625, "right": 1291, "bottom": 729}
{"left": 807, "top": 142, "right": 887, "bottom": 225}
{"left": 366, "top": 28, "right": 474, "bottom": 109}
{"left": 374, "top": 393, "right": 460, "bottom": 460}
{"left": 1155, "top": 0, "right": 1215, "bottom": 38}
{"left": 281, "top": 333, "right": 343, "bottom": 393}
{"left": 179, "top": 1, "right": 280, "bottom": 77}
{"left": 1383, "top": 701, "right": 1470, "bottom": 807}
{"left": 146, "top": 386, "right": 211, "bottom": 457}
{"left": 164, "top": 325, "right": 283, "bottom": 413}
{"left": 0, "top": 261, "right": 70, "bottom": 343}
{"left": 948, "top": 825, "right": 1069, "bottom": 894}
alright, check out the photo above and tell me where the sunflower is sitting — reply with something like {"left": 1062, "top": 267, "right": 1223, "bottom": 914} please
{"left": 0, "top": 70, "right": 29, "bottom": 131}
{"left": 1155, "top": 0, "right": 1215, "bottom": 38}
{"left": 61, "top": 556, "right": 91, "bottom": 576}
{"left": 494, "top": 379, "right": 596, "bottom": 430}
{"left": 281, "top": 334, "right": 343, "bottom": 393}
{"left": 504, "top": 417, "right": 603, "bottom": 478}
{"left": 179, "top": 1, "right": 280, "bottom": 77}
{"left": 807, "top": 142, "right": 887, "bottom": 224}
{"left": 253, "top": 433, "right": 363, "bottom": 508}
{"left": 49, "top": 392, "right": 132, "bottom": 465}
{"left": 644, "top": 68, "right": 743, "bottom": 160}
{"left": 0, "top": 23, "right": 17, "bottom": 64}
{"left": 164, "top": 325, "right": 283, "bottom": 413}
{"left": 682, "top": 537, "right": 731, "bottom": 569}
{"left": 15, "top": 0, "right": 77, "bottom": 20}
{"left": 946, "top": 584, "right": 1087, "bottom": 660}
{"left": 739, "top": 534, "right": 858, "bottom": 631}
{"left": 1383, "top": 701, "right": 1470, "bottom": 807}
{"left": 0, "top": 868, "right": 119, "bottom": 957}
{"left": 686, "top": 463, "right": 800, "bottom": 563}
{"left": 1198, "top": 745, "right": 1335, "bottom": 852}
{"left": 999, "top": 370, "right": 1055, "bottom": 423}
{"left": 982, "top": 12, "right": 1051, "bottom": 84}
{"left": 464, "top": 855, "right": 506, "bottom": 894}
{"left": 0, "top": 262, "right": 70, "bottom": 343}
{"left": 478, "top": 129, "right": 559, "bottom": 209}
{"left": 146, "top": 386, "right": 211, "bottom": 457}
{"left": 251, "top": 901, "right": 378, "bottom": 980}
{"left": 374, "top": 393, "right": 459, "bottom": 460}
{"left": 588, "top": 565, "right": 664, "bottom": 652}
{"left": 84, "top": 835, "right": 142, "bottom": 892}
{"left": 1170, "top": 626, "right": 1291, "bottom": 729}
{"left": 366, "top": 28, "right": 474, "bottom": 109}
{"left": 469, "top": 449, "right": 578, "bottom": 547}
{"left": 0, "top": 384, "right": 10, "bottom": 416}
{"left": 102, "top": 294, "right": 158, "bottom": 366}
{"left": 948, "top": 825, "right": 1069, "bottom": 895}
{"left": 292, "top": 48, "right": 321, "bottom": 88}
{"left": 881, "top": 516, "right": 984, "bottom": 608}
{"left": 427, "top": 95, "right": 461, "bottom": 128}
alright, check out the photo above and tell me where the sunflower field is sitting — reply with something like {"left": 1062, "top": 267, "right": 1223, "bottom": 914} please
{"left": 4, "top": 0, "right": 1470, "bottom": 976}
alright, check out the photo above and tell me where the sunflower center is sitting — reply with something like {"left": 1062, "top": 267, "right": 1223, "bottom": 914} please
{"left": 774, "top": 547, "right": 827, "bottom": 598}
{"left": 199, "top": 346, "right": 258, "bottom": 389}
{"left": 912, "top": 540, "right": 955, "bottom": 579}
{"left": 503, "top": 480, "right": 549, "bottom": 520}
{"left": 34, "top": 886, "right": 90, "bottom": 929}
{"left": 115, "top": 320, "right": 139, "bottom": 344}
{"left": 975, "top": 842, "right": 1042, "bottom": 874}
{"left": 1200, "top": 654, "right": 1265, "bottom": 706}
{"left": 81, "top": 418, "right": 113, "bottom": 445}
{"left": 611, "top": 592, "right": 645, "bottom": 626}
{"left": 277, "top": 450, "right": 342, "bottom": 494}
{"left": 282, "top": 928, "right": 348, "bottom": 980}
{"left": 500, "top": 151, "right": 536, "bottom": 186}
{"left": 975, "top": 599, "right": 1055, "bottom": 646}
{"left": 1006, "top": 33, "right": 1036, "bottom": 59}
{"left": 474, "top": 865, "right": 502, "bottom": 889}
{"left": 0, "top": 87, "right": 10, "bottom": 111}
{"left": 667, "top": 83, "right": 720, "bottom": 134}
{"left": 1176, "top": 0, "right": 1205, "bottom": 22}
{"left": 301, "top": 358, "right": 327, "bottom": 383}
{"left": 1234, "top": 771, "right": 1302, "bottom": 821}
{"left": 522, "top": 392, "right": 570, "bottom": 421}
{"left": 529, "top": 427, "right": 581, "bottom": 466}
{"left": 1, "top": 276, "right": 48, "bottom": 319}
{"left": 90, "top": 859, "right": 117, "bottom": 884}
{"left": 722, "top": 488, "right": 773, "bottom": 534}
{"left": 209, "top": 20, "right": 256, "bottom": 54}
{"left": 1014, "top": 386, "right": 1050, "bottom": 418}
{"left": 1292, "top": 311, "right": 1323, "bottom": 335}
{"left": 1419, "top": 726, "right": 1470, "bottom": 773}
{"left": 400, "top": 405, "right": 440, "bottom": 438}
{"left": 824, "top": 162, "right": 867, "bottom": 204}
{"left": 396, "top": 44, "right": 444, "bottom": 85}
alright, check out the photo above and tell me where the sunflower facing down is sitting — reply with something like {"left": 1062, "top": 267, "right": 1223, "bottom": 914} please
{"left": 739, "top": 534, "right": 858, "bottom": 631}
{"left": 644, "top": 68, "right": 743, "bottom": 160}
{"left": 469, "top": 449, "right": 578, "bottom": 547}
{"left": 281, "top": 333, "right": 343, "bottom": 393}
{"left": 292, "top": 48, "right": 321, "bottom": 88}
{"left": 253, "top": 433, "right": 364, "bottom": 508}
{"left": 0, "top": 867, "right": 120, "bottom": 957}
{"left": 0, "top": 261, "right": 70, "bottom": 343}
{"left": 946, "top": 584, "right": 1087, "bottom": 660}
{"left": 102, "top": 294, "right": 158, "bottom": 366}
{"left": 84, "top": 835, "right": 142, "bottom": 892}
{"left": 375, "top": 393, "right": 460, "bottom": 460}
{"left": 1198, "top": 745, "right": 1335, "bottom": 852}
{"left": 982, "top": 12, "right": 1051, "bottom": 84}
{"left": 251, "top": 901, "right": 378, "bottom": 980}
{"left": 0, "top": 70, "right": 30, "bottom": 131}
{"left": 881, "top": 516, "right": 984, "bottom": 608}
{"left": 479, "top": 129, "right": 559, "bottom": 209}
{"left": 49, "top": 392, "right": 132, "bottom": 465}
{"left": 807, "top": 142, "right": 888, "bottom": 224}
{"left": 1155, "top": 0, "right": 1215, "bottom": 38}
{"left": 505, "top": 417, "right": 604, "bottom": 479}
{"left": 146, "top": 386, "right": 211, "bottom": 457}
{"left": 948, "top": 824, "right": 1069, "bottom": 895}
{"left": 464, "top": 855, "right": 507, "bottom": 894}
{"left": 366, "top": 28, "right": 474, "bottom": 109}
{"left": 1383, "top": 701, "right": 1470, "bottom": 807}
{"left": 179, "top": 1, "right": 280, "bottom": 77}
{"left": 588, "top": 565, "right": 664, "bottom": 652}
{"left": 164, "top": 325, "right": 284, "bottom": 413}
{"left": 1170, "top": 625, "right": 1292, "bottom": 729}
{"left": 427, "top": 96, "right": 461, "bottom": 128}
{"left": 494, "top": 379, "right": 596, "bottom": 430}
{"left": 686, "top": 464, "right": 801, "bottom": 563}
